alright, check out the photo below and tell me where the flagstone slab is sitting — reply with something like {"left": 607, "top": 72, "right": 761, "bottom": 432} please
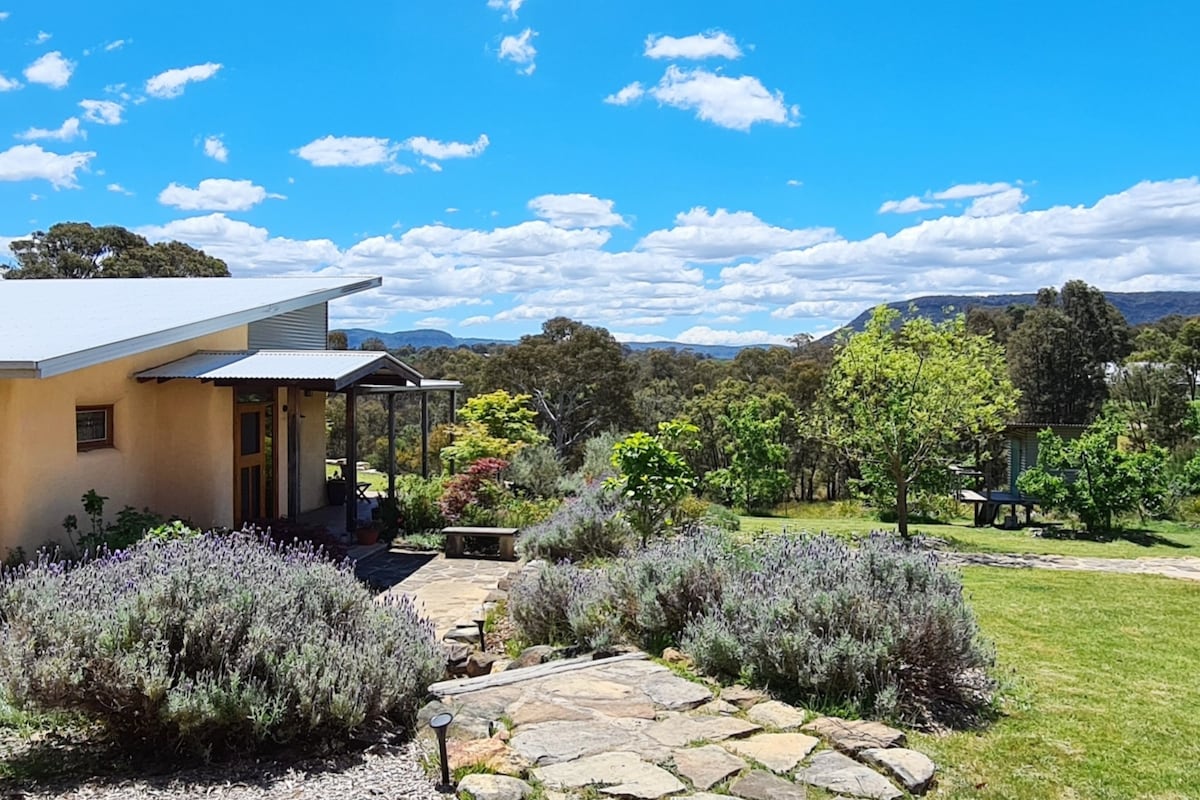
{"left": 456, "top": 773, "right": 533, "bottom": 800}
{"left": 722, "top": 733, "right": 820, "bottom": 773}
{"left": 533, "top": 751, "right": 686, "bottom": 800}
{"left": 720, "top": 685, "right": 767, "bottom": 709}
{"left": 746, "top": 700, "right": 808, "bottom": 730}
{"left": 802, "top": 717, "right": 907, "bottom": 754}
{"left": 728, "top": 769, "right": 808, "bottom": 800}
{"left": 672, "top": 744, "right": 747, "bottom": 790}
{"left": 446, "top": 737, "right": 531, "bottom": 777}
{"left": 859, "top": 747, "right": 937, "bottom": 795}
{"left": 642, "top": 673, "right": 714, "bottom": 710}
{"left": 691, "top": 698, "right": 739, "bottom": 716}
{"left": 797, "top": 750, "right": 902, "bottom": 800}
{"left": 645, "top": 715, "right": 761, "bottom": 747}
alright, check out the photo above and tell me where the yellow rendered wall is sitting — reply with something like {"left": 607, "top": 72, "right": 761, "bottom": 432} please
{"left": 0, "top": 328, "right": 245, "bottom": 554}
{"left": 300, "top": 391, "right": 327, "bottom": 512}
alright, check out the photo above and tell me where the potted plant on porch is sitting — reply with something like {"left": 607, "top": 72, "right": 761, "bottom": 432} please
{"left": 326, "top": 470, "right": 347, "bottom": 506}
{"left": 355, "top": 520, "right": 380, "bottom": 546}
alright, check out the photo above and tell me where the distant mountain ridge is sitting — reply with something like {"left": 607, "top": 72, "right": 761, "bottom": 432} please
{"left": 834, "top": 290, "right": 1200, "bottom": 339}
{"left": 339, "top": 291, "right": 1200, "bottom": 359}
{"left": 338, "top": 328, "right": 756, "bottom": 359}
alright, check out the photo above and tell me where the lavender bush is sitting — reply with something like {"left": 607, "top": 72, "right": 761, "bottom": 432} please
{"left": 516, "top": 482, "right": 633, "bottom": 562}
{"left": 0, "top": 533, "right": 441, "bottom": 755}
{"left": 683, "top": 533, "right": 994, "bottom": 725}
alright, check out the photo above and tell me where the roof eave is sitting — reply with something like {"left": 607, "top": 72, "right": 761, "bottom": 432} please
{"left": 31, "top": 277, "right": 381, "bottom": 379}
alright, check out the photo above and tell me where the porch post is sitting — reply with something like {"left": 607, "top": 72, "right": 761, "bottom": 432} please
{"left": 420, "top": 391, "right": 430, "bottom": 479}
{"left": 345, "top": 386, "right": 358, "bottom": 535}
{"left": 447, "top": 389, "right": 457, "bottom": 475}
{"left": 287, "top": 386, "right": 301, "bottom": 518}
{"left": 387, "top": 392, "right": 397, "bottom": 502}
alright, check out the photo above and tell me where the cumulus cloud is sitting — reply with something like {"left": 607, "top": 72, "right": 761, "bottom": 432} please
{"left": 499, "top": 28, "right": 537, "bottom": 75}
{"left": 879, "top": 196, "right": 942, "bottom": 214}
{"left": 644, "top": 31, "right": 743, "bottom": 60}
{"left": 528, "top": 193, "right": 626, "bottom": 228}
{"left": 145, "top": 62, "right": 222, "bottom": 98}
{"left": 138, "top": 213, "right": 341, "bottom": 274}
{"left": 401, "top": 134, "right": 489, "bottom": 160}
{"left": 641, "top": 66, "right": 798, "bottom": 131}
{"left": 604, "top": 82, "right": 644, "bottom": 106}
{"left": 0, "top": 72, "right": 19, "bottom": 91}
{"left": 34, "top": 30, "right": 50, "bottom": 44}
{"left": 964, "top": 187, "right": 1028, "bottom": 217}
{"left": 158, "top": 178, "right": 282, "bottom": 212}
{"left": 16, "top": 117, "right": 84, "bottom": 142}
{"left": 79, "top": 99, "right": 123, "bottom": 125}
{"left": 931, "top": 182, "right": 1013, "bottom": 201}
{"left": 106, "top": 182, "right": 132, "bottom": 195}
{"left": 0, "top": 143, "right": 94, "bottom": 188}
{"left": 638, "top": 206, "right": 836, "bottom": 261}
{"left": 486, "top": 0, "right": 524, "bottom": 19}
{"left": 295, "top": 135, "right": 398, "bottom": 167}
{"left": 24, "top": 51, "right": 74, "bottom": 89}
{"left": 203, "top": 134, "right": 228, "bottom": 162}
{"left": 622, "top": 326, "right": 786, "bottom": 346}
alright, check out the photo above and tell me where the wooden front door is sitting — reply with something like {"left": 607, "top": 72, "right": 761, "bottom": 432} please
{"left": 234, "top": 389, "right": 276, "bottom": 527}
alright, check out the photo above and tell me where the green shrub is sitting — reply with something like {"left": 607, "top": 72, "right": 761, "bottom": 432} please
{"left": 508, "top": 443, "right": 565, "bottom": 499}
{"left": 61, "top": 489, "right": 173, "bottom": 555}
{"left": 392, "top": 474, "right": 448, "bottom": 535}
{"left": 516, "top": 482, "right": 633, "bottom": 562}
{"left": 0, "top": 533, "right": 441, "bottom": 755}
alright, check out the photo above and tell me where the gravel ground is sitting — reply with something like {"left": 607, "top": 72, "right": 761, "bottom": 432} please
{"left": 3, "top": 740, "right": 444, "bottom": 800}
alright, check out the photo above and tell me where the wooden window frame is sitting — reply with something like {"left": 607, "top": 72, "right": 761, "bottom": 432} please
{"left": 76, "top": 405, "right": 114, "bottom": 452}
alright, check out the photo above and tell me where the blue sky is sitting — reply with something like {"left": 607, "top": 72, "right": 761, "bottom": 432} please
{"left": 2, "top": 1, "right": 1200, "bottom": 344}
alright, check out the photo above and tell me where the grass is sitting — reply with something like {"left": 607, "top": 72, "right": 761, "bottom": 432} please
{"left": 738, "top": 511, "right": 1200, "bottom": 559}
{"left": 914, "top": 567, "right": 1200, "bottom": 799}
{"left": 325, "top": 463, "right": 389, "bottom": 493}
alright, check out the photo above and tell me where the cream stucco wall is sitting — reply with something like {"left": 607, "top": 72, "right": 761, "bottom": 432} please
{"left": 300, "top": 391, "right": 328, "bottom": 512}
{"left": 0, "top": 328, "right": 247, "bottom": 554}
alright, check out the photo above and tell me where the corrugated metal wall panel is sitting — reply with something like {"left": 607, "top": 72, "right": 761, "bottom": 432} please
{"left": 247, "top": 303, "right": 327, "bottom": 350}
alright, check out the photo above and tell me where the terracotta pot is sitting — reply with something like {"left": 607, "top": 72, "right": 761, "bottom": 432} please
{"left": 356, "top": 526, "right": 380, "bottom": 546}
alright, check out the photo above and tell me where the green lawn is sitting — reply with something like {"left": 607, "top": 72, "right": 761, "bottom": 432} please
{"left": 737, "top": 514, "right": 1200, "bottom": 559}
{"left": 325, "top": 463, "right": 389, "bottom": 493}
{"left": 913, "top": 567, "right": 1200, "bottom": 799}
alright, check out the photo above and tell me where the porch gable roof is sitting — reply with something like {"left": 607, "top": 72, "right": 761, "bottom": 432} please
{"left": 135, "top": 349, "right": 422, "bottom": 391}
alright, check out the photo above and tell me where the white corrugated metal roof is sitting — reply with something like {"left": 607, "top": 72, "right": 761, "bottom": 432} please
{"left": 0, "top": 276, "right": 380, "bottom": 378}
{"left": 135, "top": 350, "right": 422, "bottom": 390}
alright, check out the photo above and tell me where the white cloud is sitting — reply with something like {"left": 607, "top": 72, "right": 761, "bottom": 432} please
{"left": 604, "top": 81, "right": 644, "bottom": 106}
{"left": 964, "top": 187, "right": 1028, "bottom": 217}
{"left": 16, "top": 117, "right": 84, "bottom": 142}
{"left": 931, "top": 182, "right": 1013, "bottom": 201}
{"left": 415, "top": 316, "right": 451, "bottom": 328}
{"left": 445, "top": 207, "right": 459, "bottom": 214}
{"left": 638, "top": 206, "right": 836, "bottom": 261}
{"left": 786, "top": 179, "right": 803, "bottom": 187}
{"left": 106, "top": 182, "right": 132, "bottom": 195}
{"left": 643, "top": 65, "right": 799, "bottom": 131}
{"left": 34, "top": 30, "right": 50, "bottom": 44}
{"left": 104, "top": 39, "right": 126, "bottom": 51}
{"left": 0, "top": 144, "right": 94, "bottom": 188}
{"left": 145, "top": 62, "right": 222, "bottom": 98}
{"left": 486, "top": 0, "right": 524, "bottom": 19}
{"left": 295, "top": 135, "right": 398, "bottom": 167}
{"left": 0, "top": 12, "right": 9, "bottom": 20}
{"left": 24, "top": 51, "right": 74, "bottom": 89}
{"left": 138, "top": 213, "right": 341, "bottom": 274}
{"left": 401, "top": 134, "right": 489, "bottom": 160}
{"left": 460, "top": 315, "right": 492, "bottom": 327}
{"left": 879, "top": 196, "right": 943, "bottom": 214}
{"left": 499, "top": 28, "right": 537, "bottom": 75}
{"left": 79, "top": 99, "right": 123, "bottom": 124}
{"left": 0, "top": 72, "right": 19, "bottom": 91}
{"left": 528, "top": 193, "right": 626, "bottom": 228}
{"left": 644, "top": 31, "right": 743, "bottom": 60}
{"left": 625, "top": 326, "right": 786, "bottom": 346}
{"left": 203, "top": 134, "right": 228, "bottom": 162}
{"left": 158, "top": 178, "right": 279, "bottom": 212}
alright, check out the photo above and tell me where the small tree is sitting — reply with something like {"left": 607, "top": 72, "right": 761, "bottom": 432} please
{"left": 1017, "top": 410, "right": 1169, "bottom": 533}
{"left": 705, "top": 395, "right": 792, "bottom": 513}
{"left": 610, "top": 421, "right": 698, "bottom": 546}
{"left": 820, "top": 307, "right": 1017, "bottom": 536}
{"left": 441, "top": 390, "right": 547, "bottom": 466}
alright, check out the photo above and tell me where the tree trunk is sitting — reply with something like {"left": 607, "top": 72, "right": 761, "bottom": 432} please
{"left": 896, "top": 476, "right": 909, "bottom": 537}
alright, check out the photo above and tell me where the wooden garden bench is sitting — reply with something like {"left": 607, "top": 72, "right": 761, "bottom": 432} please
{"left": 442, "top": 526, "right": 519, "bottom": 560}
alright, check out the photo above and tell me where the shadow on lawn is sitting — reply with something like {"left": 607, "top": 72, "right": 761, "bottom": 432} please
{"left": 1034, "top": 526, "right": 1193, "bottom": 549}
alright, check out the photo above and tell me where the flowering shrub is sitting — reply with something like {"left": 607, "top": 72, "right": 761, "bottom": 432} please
{"left": 683, "top": 533, "right": 994, "bottom": 725}
{"left": 516, "top": 482, "right": 633, "bottom": 562}
{"left": 508, "top": 527, "right": 993, "bottom": 726}
{"left": 0, "top": 533, "right": 441, "bottom": 754}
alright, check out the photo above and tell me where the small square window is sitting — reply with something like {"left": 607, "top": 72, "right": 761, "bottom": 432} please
{"left": 76, "top": 405, "right": 113, "bottom": 451}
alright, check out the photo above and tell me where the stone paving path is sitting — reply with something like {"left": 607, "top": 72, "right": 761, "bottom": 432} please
{"left": 359, "top": 549, "right": 516, "bottom": 637}
{"left": 420, "top": 654, "right": 937, "bottom": 799}
{"left": 938, "top": 551, "right": 1200, "bottom": 582}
